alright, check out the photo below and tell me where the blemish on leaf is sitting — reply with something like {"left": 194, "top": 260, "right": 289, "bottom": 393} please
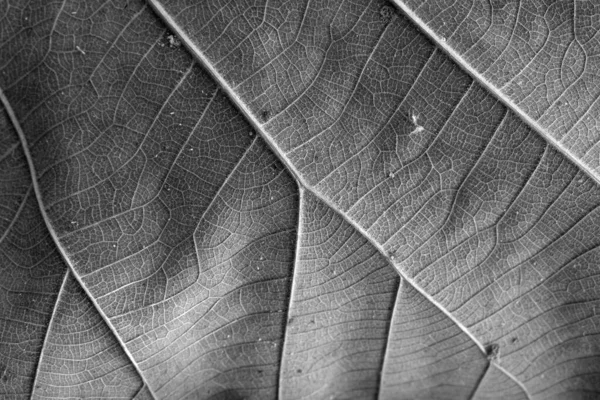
{"left": 510, "top": 337, "right": 518, "bottom": 344}
{"left": 166, "top": 34, "right": 181, "bottom": 48}
{"left": 410, "top": 110, "right": 419, "bottom": 126}
{"left": 260, "top": 109, "right": 271, "bottom": 122}
{"left": 411, "top": 125, "right": 425, "bottom": 134}
{"left": 296, "top": 369, "right": 302, "bottom": 374}
{"left": 408, "top": 109, "right": 425, "bottom": 134}
{"left": 485, "top": 343, "right": 500, "bottom": 361}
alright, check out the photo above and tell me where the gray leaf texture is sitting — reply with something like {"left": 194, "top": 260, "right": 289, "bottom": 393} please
{"left": 1, "top": 1, "right": 599, "bottom": 399}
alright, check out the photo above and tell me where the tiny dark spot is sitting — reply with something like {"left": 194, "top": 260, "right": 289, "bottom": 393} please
{"left": 270, "top": 160, "right": 283, "bottom": 173}
{"left": 485, "top": 343, "right": 500, "bottom": 361}
{"left": 287, "top": 316, "right": 295, "bottom": 325}
{"left": 379, "top": 5, "right": 394, "bottom": 21}
{"left": 309, "top": 319, "right": 315, "bottom": 324}
{"left": 260, "top": 109, "right": 270, "bottom": 122}
{"left": 257, "top": 369, "right": 263, "bottom": 374}
{"left": 510, "top": 337, "right": 518, "bottom": 344}
{"left": 296, "top": 369, "right": 302, "bottom": 374}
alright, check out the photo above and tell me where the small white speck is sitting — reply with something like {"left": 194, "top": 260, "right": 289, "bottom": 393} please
{"left": 440, "top": 37, "right": 446, "bottom": 42}
{"left": 75, "top": 45, "right": 85, "bottom": 55}
{"left": 389, "top": 172, "right": 395, "bottom": 178}
{"left": 167, "top": 34, "right": 181, "bottom": 48}
{"left": 411, "top": 111, "right": 419, "bottom": 125}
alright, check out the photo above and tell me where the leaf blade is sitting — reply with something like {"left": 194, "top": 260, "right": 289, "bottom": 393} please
{"left": 148, "top": 1, "right": 600, "bottom": 397}
{"left": 2, "top": 0, "right": 600, "bottom": 399}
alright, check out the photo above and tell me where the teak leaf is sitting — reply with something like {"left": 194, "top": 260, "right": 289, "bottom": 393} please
{"left": 1, "top": 1, "right": 599, "bottom": 399}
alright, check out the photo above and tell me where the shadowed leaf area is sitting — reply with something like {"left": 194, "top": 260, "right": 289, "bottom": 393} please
{"left": 1, "top": 1, "right": 600, "bottom": 399}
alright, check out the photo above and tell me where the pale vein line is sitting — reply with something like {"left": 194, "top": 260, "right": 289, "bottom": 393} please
{"left": 146, "top": 0, "right": 305, "bottom": 186}
{"left": 146, "top": 0, "right": 493, "bottom": 388}
{"left": 29, "top": 271, "right": 69, "bottom": 400}
{"left": 0, "top": 141, "right": 20, "bottom": 161}
{"left": 191, "top": 134, "right": 259, "bottom": 283}
{"left": 277, "top": 186, "right": 304, "bottom": 398}
{"left": 0, "top": 87, "right": 158, "bottom": 400}
{"left": 494, "top": 362, "right": 532, "bottom": 398}
{"left": 0, "top": 186, "right": 31, "bottom": 245}
{"left": 44, "top": 60, "right": 197, "bottom": 210}
{"left": 388, "top": 3, "right": 585, "bottom": 396}
{"left": 376, "top": 276, "right": 402, "bottom": 399}
{"left": 391, "top": 0, "right": 600, "bottom": 189}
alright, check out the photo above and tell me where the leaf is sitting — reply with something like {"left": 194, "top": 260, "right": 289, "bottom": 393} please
{"left": 1, "top": 1, "right": 599, "bottom": 399}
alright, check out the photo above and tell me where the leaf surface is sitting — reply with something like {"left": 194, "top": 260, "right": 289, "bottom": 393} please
{"left": 1, "top": 1, "right": 599, "bottom": 399}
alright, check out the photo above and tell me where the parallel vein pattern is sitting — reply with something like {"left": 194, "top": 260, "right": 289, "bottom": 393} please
{"left": 152, "top": 0, "right": 600, "bottom": 398}
{"left": 400, "top": 0, "right": 600, "bottom": 179}
{"left": 0, "top": 100, "right": 145, "bottom": 398}
{"left": 1, "top": 0, "right": 600, "bottom": 399}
